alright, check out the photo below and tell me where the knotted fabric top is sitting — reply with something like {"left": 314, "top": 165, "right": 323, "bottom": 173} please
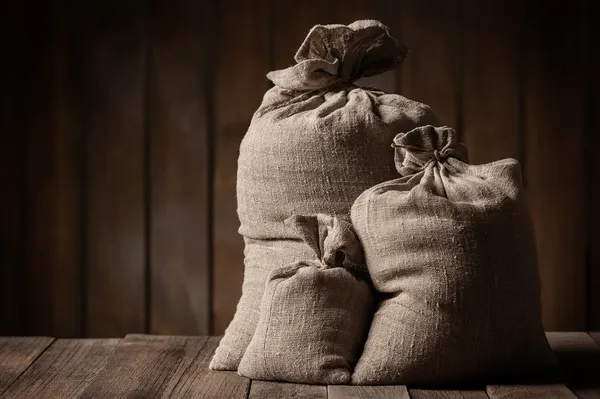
{"left": 392, "top": 125, "right": 469, "bottom": 176}
{"left": 283, "top": 214, "right": 365, "bottom": 270}
{"left": 267, "top": 20, "right": 408, "bottom": 91}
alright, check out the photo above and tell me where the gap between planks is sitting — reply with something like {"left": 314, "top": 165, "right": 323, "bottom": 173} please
{"left": 1, "top": 332, "right": 598, "bottom": 398}
{"left": 0, "top": 337, "right": 54, "bottom": 395}
{"left": 1, "top": 338, "right": 119, "bottom": 398}
{"left": 78, "top": 335, "right": 249, "bottom": 398}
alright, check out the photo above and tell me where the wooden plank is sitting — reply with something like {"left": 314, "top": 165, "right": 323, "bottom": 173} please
{"left": 0, "top": 337, "right": 54, "bottom": 395}
{"left": 486, "top": 384, "right": 576, "bottom": 399}
{"left": 587, "top": 0, "right": 600, "bottom": 332}
{"left": 0, "top": 142, "right": 21, "bottom": 333}
{"left": 148, "top": 0, "right": 211, "bottom": 335}
{"left": 0, "top": 115, "right": 21, "bottom": 335}
{"left": 20, "top": 2, "right": 54, "bottom": 338}
{"left": 460, "top": 0, "right": 522, "bottom": 164}
{"left": 79, "top": 335, "right": 211, "bottom": 398}
{"left": 546, "top": 331, "right": 600, "bottom": 352}
{"left": 591, "top": 332, "right": 600, "bottom": 346}
{"left": 524, "top": 0, "right": 586, "bottom": 331}
{"left": 23, "top": 0, "right": 82, "bottom": 338}
{"left": 329, "top": 385, "right": 410, "bottom": 399}
{"left": 410, "top": 389, "right": 489, "bottom": 398}
{"left": 212, "top": 0, "right": 270, "bottom": 334}
{"left": 79, "top": 0, "right": 148, "bottom": 337}
{"left": 0, "top": 3, "right": 26, "bottom": 336}
{"left": 399, "top": 0, "right": 460, "bottom": 127}
{"left": 2, "top": 339, "right": 118, "bottom": 398}
{"left": 546, "top": 332, "right": 600, "bottom": 398}
{"left": 329, "top": 0, "right": 398, "bottom": 93}
{"left": 249, "top": 381, "right": 326, "bottom": 399}
{"left": 169, "top": 336, "right": 250, "bottom": 398}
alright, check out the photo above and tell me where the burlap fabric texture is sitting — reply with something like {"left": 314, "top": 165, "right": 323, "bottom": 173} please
{"left": 350, "top": 125, "right": 558, "bottom": 385}
{"left": 238, "top": 214, "right": 372, "bottom": 384}
{"left": 210, "top": 20, "right": 438, "bottom": 370}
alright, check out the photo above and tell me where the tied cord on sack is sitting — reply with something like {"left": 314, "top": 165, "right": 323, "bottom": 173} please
{"left": 283, "top": 214, "right": 367, "bottom": 278}
{"left": 391, "top": 125, "right": 469, "bottom": 176}
{"left": 267, "top": 20, "right": 408, "bottom": 91}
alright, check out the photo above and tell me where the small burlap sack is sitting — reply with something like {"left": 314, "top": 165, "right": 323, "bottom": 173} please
{"left": 350, "top": 125, "right": 558, "bottom": 385}
{"left": 238, "top": 215, "right": 373, "bottom": 384}
{"left": 210, "top": 19, "right": 438, "bottom": 370}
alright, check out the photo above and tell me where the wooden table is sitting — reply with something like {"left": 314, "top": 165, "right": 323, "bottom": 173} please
{"left": 0, "top": 333, "right": 598, "bottom": 398}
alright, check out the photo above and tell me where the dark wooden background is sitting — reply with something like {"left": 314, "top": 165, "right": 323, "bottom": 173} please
{"left": 1, "top": 0, "right": 598, "bottom": 338}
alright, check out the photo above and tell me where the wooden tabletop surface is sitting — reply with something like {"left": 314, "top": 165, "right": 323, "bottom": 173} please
{"left": 0, "top": 332, "right": 598, "bottom": 398}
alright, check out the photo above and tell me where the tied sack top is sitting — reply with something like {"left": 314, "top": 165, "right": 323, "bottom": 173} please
{"left": 212, "top": 18, "right": 437, "bottom": 372}
{"left": 238, "top": 20, "right": 438, "bottom": 241}
{"left": 391, "top": 125, "right": 470, "bottom": 198}
{"left": 350, "top": 125, "right": 557, "bottom": 385}
{"left": 392, "top": 125, "right": 469, "bottom": 176}
{"left": 267, "top": 20, "right": 408, "bottom": 91}
{"left": 283, "top": 214, "right": 367, "bottom": 276}
{"left": 238, "top": 214, "right": 373, "bottom": 385}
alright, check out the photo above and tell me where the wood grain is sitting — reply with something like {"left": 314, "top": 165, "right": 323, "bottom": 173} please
{"left": 169, "top": 336, "right": 250, "bottom": 398}
{"left": 546, "top": 332, "right": 600, "bottom": 398}
{"left": 460, "top": 0, "right": 522, "bottom": 164}
{"left": 80, "top": 335, "right": 208, "bottom": 398}
{"left": 410, "top": 389, "right": 489, "bottom": 398}
{"left": 0, "top": 337, "right": 54, "bottom": 395}
{"left": 249, "top": 381, "right": 327, "bottom": 399}
{"left": 1, "top": 0, "right": 599, "bottom": 338}
{"left": 2, "top": 334, "right": 600, "bottom": 398}
{"left": 486, "top": 384, "right": 576, "bottom": 399}
{"left": 212, "top": 0, "right": 270, "bottom": 334}
{"left": 148, "top": 0, "right": 212, "bottom": 335}
{"left": 524, "top": 0, "right": 587, "bottom": 331}
{"left": 2, "top": 338, "right": 118, "bottom": 398}
{"left": 80, "top": 0, "right": 148, "bottom": 337}
{"left": 399, "top": 0, "right": 460, "bottom": 127}
{"left": 23, "top": 0, "right": 82, "bottom": 338}
{"left": 329, "top": 385, "right": 410, "bottom": 399}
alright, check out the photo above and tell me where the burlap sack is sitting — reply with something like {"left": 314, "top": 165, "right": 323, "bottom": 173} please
{"left": 350, "top": 125, "right": 558, "bottom": 385}
{"left": 238, "top": 215, "right": 373, "bottom": 384}
{"left": 210, "top": 20, "right": 438, "bottom": 370}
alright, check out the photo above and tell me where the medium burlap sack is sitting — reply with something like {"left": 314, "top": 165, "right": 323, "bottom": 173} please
{"left": 350, "top": 125, "right": 558, "bottom": 385}
{"left": 238, "top": 215, "right": 373, "bottom": 384}
{"left": 210, "top": 19, "right": 438, "bottom": 370}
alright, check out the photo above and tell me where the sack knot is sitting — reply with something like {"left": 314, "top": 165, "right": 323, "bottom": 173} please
{"left": 267, "top": 20, "right": 408, "bottom": 91}
{"left": 284, "top": 214, "right": 365, "bottom": 273}
{"left": 392, "top": 125, "right": 468, "bottom": 176}
{"left": 433, "top": 149, "right": 447, "bottom": 162}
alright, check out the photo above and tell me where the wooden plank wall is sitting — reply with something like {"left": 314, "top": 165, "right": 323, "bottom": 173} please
{"left": 0, "top": 0, "right": 598, "bottom": 337}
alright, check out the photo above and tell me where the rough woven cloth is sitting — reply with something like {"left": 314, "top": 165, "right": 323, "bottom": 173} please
{"left": 210, "top": 20, "right": 438, "bottom": 370}
{"left": 350, "top": 125, "right": 558, "bottom": 385}
{"left": 238, "top": 215, "right": 373, "bottom": 384}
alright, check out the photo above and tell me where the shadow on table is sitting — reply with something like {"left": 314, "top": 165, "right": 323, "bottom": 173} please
{"left": 555, "top": 349, "right": 600, "bottom": 390}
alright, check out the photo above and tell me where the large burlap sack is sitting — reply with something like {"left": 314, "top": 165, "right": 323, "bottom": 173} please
{"left": 210, "top": 19, "right": 438, "bottom": 370}
{"left": 350, "top": 125, "right": 558, "bottom": 385}
{"left": 238, "top": 215, "right": 373, "bottom": 384}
